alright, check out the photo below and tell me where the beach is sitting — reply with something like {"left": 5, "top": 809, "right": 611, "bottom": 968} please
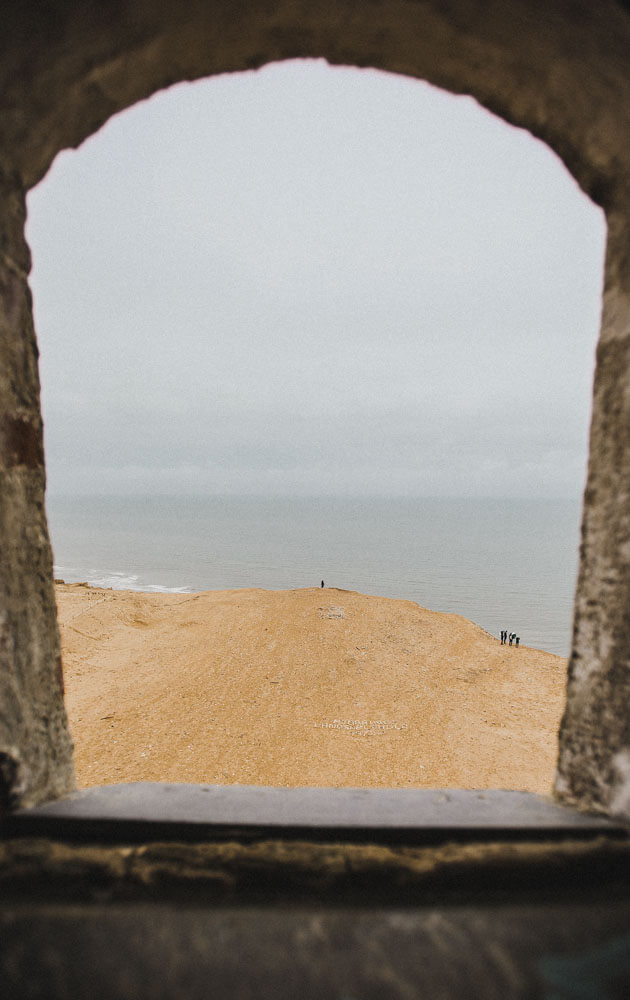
{"left": 56, "top": 583, "right": 567, "bottom": 793}
{"left": 47, "top": 495, "right": 582, "bottom": 657}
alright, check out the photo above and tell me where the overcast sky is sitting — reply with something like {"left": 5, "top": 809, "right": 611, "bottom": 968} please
{"left": 26, "top": 60, "right": 606, "bottom": 498}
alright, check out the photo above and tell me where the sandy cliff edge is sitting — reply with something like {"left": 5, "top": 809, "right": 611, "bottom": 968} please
{"left": 55, "top": 584, "right": 567, "bottom": 793}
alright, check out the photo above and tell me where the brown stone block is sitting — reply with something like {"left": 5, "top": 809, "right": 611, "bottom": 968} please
{"left": 0, "top": 176, "right": 30, "bottom": 274}
{"left": 0, "top": 414, "right": 44, "bottom": 469}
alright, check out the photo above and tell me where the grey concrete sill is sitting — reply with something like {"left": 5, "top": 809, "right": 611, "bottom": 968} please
{"left": 3, "top": 784, "right": 626, "bottom": 845}
{"left": 3, "top": 788, "right": 630, "bottom": 998}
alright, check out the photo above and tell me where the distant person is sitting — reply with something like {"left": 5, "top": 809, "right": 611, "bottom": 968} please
{"left": 321, "top": 580, "right": 324, "bottom": 588}
{"left": 509, "top": 633, "right": 513, "bottom": 646}
{"left": 500, "top": 630, "right": 506, "bottom": 645}
{"left": 515, "top": 636, "right": 520, "bottom": 648}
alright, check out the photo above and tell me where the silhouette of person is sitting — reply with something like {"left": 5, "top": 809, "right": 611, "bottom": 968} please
{"left": 509, "top": 633, "right": 513, "bottom": 646}
{"left": 321, "top": 580, "right": 324, "bottom": 588}
{"left": 515, "top": 636, "right": 520, "bottom": 648}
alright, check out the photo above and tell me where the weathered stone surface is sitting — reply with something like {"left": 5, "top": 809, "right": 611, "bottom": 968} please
{"left": 5, "top": 899, "right": 630, "bottom": 1000}
{"left": 555, "top": 203, "right": 630, "bottom": 814}
{"left": 1, "top": 0, "right": 630, "bottom": 811}
{"left": 0, "top": 1, "right": 628, "bottom": 205}
{"left": 2, "top": 835, "right": 630, "bottom": 903}
{"left": 2, "top": 837, "right": 630, "bottom": 999}
{"left": 0, "top": 174, "right": 74, "bottom": 811}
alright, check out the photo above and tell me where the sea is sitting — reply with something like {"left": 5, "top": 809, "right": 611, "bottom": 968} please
{"left": 46, "top": 495, "right": 582, "bottom": 657}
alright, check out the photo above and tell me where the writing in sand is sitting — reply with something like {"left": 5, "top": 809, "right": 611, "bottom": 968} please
{"left": 314, "top": 719, "right": 409, "bottom": 735}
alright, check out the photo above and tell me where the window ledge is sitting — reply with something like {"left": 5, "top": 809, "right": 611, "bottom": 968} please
{"left": 2, "top": 784, "right": 626, "bottom": 845}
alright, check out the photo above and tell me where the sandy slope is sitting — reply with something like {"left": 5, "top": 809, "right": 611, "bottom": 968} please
{"left": 56, "top": 584, "right": 567, "bottom": 793}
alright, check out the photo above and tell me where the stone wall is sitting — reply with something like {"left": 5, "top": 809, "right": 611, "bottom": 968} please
{"left": 1, "top": 0, "right": 630, "bottom": 813}
{"left": 0, "top": 171, "right": 74, "bottom": 808}
{"left": 555, "top": 201, "right": 630, "bottom": 814}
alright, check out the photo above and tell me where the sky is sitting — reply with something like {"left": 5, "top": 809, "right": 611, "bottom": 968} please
{"left": 26, "top": 59, "right": 607, "bottom": 498}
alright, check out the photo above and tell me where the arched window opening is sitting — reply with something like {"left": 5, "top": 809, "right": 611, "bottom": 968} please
{"left": 26, "top": 61, "right": 606, "bottom": 796}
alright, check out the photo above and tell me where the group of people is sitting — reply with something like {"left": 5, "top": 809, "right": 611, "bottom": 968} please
{"left": 500, "top": 630, "right": 520, "bottom": 647}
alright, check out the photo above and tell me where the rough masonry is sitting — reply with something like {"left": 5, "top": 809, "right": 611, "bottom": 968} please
{"left": 1, "top": 0, "right": 630, "bottom": 814}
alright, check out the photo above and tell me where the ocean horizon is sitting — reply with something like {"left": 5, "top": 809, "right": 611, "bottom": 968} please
{"left": 46, "top": 494, "right": 582, "bottom": 657}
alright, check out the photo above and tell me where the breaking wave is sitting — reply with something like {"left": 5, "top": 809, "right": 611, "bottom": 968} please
{"left": 53, "top": 565, "right": 191, "bottom": 594}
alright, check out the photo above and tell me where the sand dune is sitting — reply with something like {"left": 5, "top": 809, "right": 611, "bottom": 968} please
{"left": 56, "top": 584, "right": 567, "bottom": 793}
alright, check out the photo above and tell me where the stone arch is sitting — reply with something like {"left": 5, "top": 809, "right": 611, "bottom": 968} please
{"left": 2, "top": 0, "right": 630, "bottom": 813}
